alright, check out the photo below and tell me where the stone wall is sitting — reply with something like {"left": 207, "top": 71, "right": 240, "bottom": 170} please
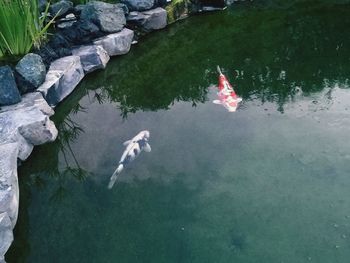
{"left": 0, "top": 0, "right": 233, "bottom": 261}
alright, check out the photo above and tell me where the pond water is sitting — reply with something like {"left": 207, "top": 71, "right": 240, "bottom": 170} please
{"left": 6, "top": 2, "right": 350, "bottom": 263}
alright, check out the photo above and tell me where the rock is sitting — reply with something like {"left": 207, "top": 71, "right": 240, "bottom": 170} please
{"left": 225, "top": 0, "right": 235, "bottom": 5}
{"left": 37, "top": 56, "right": 84, "bottom": 106}
{"left": 166, "top": 0, "right": 191, "bottom": 23}
{"left": 200, "top": 0, "right": 226, "bottom": 7}
{"left": 58, "top": 20, "right": 102, "bottom": 45}
{"left": 35, "top": 45, "right": 60, "bottom": 69}
{"left": 127, "top": 11, "right": 147, "bottom": 23}
{"left": 57, "top": 13, "right": 77, "bottom": 29}
{"left": 0, "top": 212, "right": 14, "bottom": 263}
{"left": 80, "top": 1, "right": 126, "bottom": 33}
{"left": 74, "top": 4, "right": 85, "bottom": 14}
{"left": 93, "top": 28, "right": 134, "bottom": 56}
{"left": 57, "top": 20, "right": 76, "bottom": 29}
{"left": 72, "top": 45, "right": 110, "bottom": 73}
{"left": 0, "top": 66, "right": 21, "bottom": 107}
{"left": 127, "top": 7, "right": 167, "bottom": 31}
{"left": 38, "top": 0, "right": 48, "bottom": 12}
{"left": 50, "top": 0, "right": 74, "bottom": 17}
{"left": 0, "top": 93, "right": 57, "bottom": 160}
{"left": 142, "top": 8, "right": 167, "bottom": 30}
{"left": 116, "top": 3, "right": 130, "bottom": 15}
{"left": 0, "top": 143, "right": 19, "bottom": 227}
{"left": 121, "top": 0, "right": 155, "bottom": 11}
{"left": 15, "top": 53, "right": 46, "bottom": 92}
{"left": 154, "top": 0, "right": 168, "bottom": 7}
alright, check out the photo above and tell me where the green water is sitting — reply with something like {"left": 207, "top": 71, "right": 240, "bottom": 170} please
{"left": 7, "top": 3, "right": 350, "bottom": 263}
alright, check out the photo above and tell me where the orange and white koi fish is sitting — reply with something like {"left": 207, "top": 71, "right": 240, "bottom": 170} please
{"left": 213, "top": 66, "right": 242, "bottom": 112}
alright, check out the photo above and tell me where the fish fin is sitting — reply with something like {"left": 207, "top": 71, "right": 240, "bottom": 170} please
{"left": 108, "top": 164, "right": 123, "bottom": 189}
{"left": 213, "top": 100, "right": 222, "bottom": 105}
{"left": 217, "top": 65, "right": 222, "bottom": 75}
{"left": 227, "top": 107, "right": 237, "bottom": 112}
{"left": 123, "top": 140, "right": 132, "bottom": 146}
{"left": 144, "top": 143, "right": 151, "bottom": 152}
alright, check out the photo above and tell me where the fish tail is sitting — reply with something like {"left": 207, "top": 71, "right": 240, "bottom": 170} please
{"left": 217, "top": 65, "right": 222, "bottom": 75}
{"left": 108, "top": 164, "right": 124, "bottom": 189}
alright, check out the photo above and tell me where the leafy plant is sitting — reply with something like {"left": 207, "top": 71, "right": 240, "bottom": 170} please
{"left": 0, "top": 0, "right": 55, "bottom": 58}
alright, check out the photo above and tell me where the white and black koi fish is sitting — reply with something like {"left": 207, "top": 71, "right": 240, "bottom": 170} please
{"left": 108, "top": 130, "right": 151, "bottom": 189}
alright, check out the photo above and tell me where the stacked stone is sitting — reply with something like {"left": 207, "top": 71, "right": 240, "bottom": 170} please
{"left": 0, "top": 0, "right": 230, "bottom": 261}
{"left": 0, "top": 1, "right": 171, "bottom": 261}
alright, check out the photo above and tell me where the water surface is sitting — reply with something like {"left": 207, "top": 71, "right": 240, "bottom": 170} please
{"left": 7, "top": 3, "right": 350, "bottom": 263}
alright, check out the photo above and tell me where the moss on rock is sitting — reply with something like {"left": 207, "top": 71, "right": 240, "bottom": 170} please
{"left": 166, "top": 0, "right": 190, "bottom": 24}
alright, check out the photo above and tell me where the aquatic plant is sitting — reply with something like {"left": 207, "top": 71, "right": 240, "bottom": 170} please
{"left": 0, "top": 0, "right": 54, "bottom": 58}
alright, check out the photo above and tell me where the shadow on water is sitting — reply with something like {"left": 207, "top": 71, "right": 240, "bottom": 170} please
{"left": 73, "top": 2, "right": 350, "bottom": 115}
{"left": 6, "top": 2, "right": 350, "bottom": 262}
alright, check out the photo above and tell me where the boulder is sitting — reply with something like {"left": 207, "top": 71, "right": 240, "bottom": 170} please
{"left": 0, "top": 66, "right": 21, "bottom": 107}
{"left": 127, "top": 7, "right": 167, "bottom": 31}
{"left": 37, "top": 56, "right": 84, "bottom": 106}
{"left": 154, "top": 0, "right": 168, "bottom": 7}
{"left": 72, "top": 45, "right": 110, "bottom": 73}
{"left": 80, "top": 1, "right": 126, "bottom": 33}
{"left": 58, "top": 20, "right": 102, "bottom": 45}
{"left": 116, "top": 3, "right": 130, "bottom": 15}
{"left": 0, "top": 213, "right": 13, "bottom": 263}
{"left": 0, "top": 93, "right": 57, "bottom": 160}
{"left": 50, "top": 0, "right": 74, "bottom": 17}
{"left": 0, "top": 143, "right": 19, "bottom": 227}
{"left": 38, "top": 0, "right": 48, "bottom": 12}
{"left": 121, "top": 0, "right": 155, "bottom": 11}
{"left": 57, "top": 13, "right": 77, "bottom": 29}
{"left": 93, "top": 28, "right": 134, "bottom": 56}
{"left": 15, "top": 53, "right": 46, "bottom": 93}
{"left": 142, "top": 8, "right": 167, "bottom": 30}
{"left": 200, "top": 0, "right": 226, "bottom": 7}
{"left": 127, "top": 11, "right": 147, "bottom": 23}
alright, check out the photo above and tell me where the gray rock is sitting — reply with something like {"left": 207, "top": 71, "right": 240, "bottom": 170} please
{"left": 128, "top": 7, "right": 167, "bottom": 31}
{"left": 0, "top": 66, "right": 21, "bottom": 107}
{"left": 154, "top": 0, "right": 168, "bottom": 7}
{"left": 57, "top": 13, "right": 77, "bottom": 29}
{"left": 50, "top": 0, "right": 74, "bottom": 17}
{"left": 116, "top": 3, "right": 129, "bottom": 15}
{"left": 121, "top": 0, "right": 155, "bottom": 11}
{"left": 74, "top": 4, "right": 85, "bottom": 14}
{"left": 93, "top": 28, "right": 134, "bottom": 56}
{"left": 142, "top": 8, "right": 167, "bottom": 30}
{"left": 15, "top": 53, "right": 46, "bottom": 89}
{"left": 0, "top": 143, "right": 19, "bottom": 227}
{"left": 72, "top": 45, "right": 110, "bottom": 73}
{"left": 0, "top": 93, "right": 57, "bottom": 160}
{"left": 38, "top": 0, "right": 48, "bottom": 12}
{"left": 81, "top": 1, "right": 126, "bottom": 33}
{"left": 37, "top": 56, "right": 84, "bottom": 106}
{"left": 57, "top": 20, "right": 76, "bottom": 29}
{"left": 127, "top": 11, "right": 147, "bottom": 23}
{"left": 0, "top": 212, "right": 14, "bottom": 263}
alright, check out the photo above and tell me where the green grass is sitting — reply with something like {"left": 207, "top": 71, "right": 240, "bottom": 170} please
{"left": 0, "top": 0, "right": 54, "bottom": 58}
